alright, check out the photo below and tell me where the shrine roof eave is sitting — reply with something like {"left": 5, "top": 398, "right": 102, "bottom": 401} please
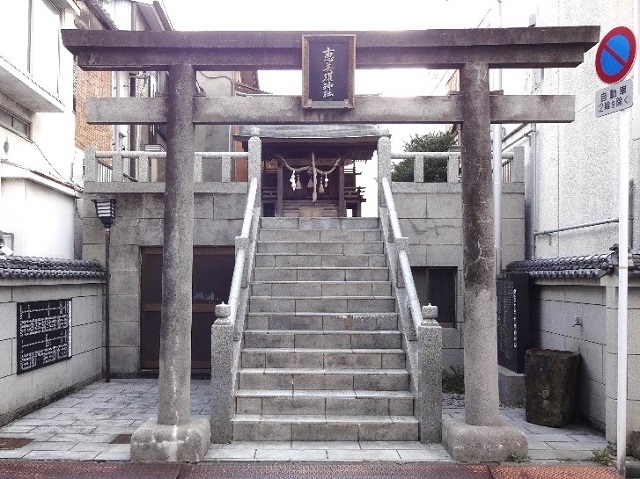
{"left": 63, "top": 26, "right": 600, "bottom": 71}
{"left": 236, "top": 125, "right": 385, "bottom": 142}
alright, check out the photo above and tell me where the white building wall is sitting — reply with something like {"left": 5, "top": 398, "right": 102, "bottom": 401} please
{"left": 0, "top": 1, "right": 80, "bottom": 260}
{"left": 526, "top": 0, "right": 638, "bottom": 257}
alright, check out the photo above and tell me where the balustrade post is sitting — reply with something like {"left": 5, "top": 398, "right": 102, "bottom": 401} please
{"left": 138, "top": 154, "right": 149, "bottom": 182}
{"left": 377, "top": 135, "right": 391, "bottom": 208}
{"left": 222, "top": 154, "right": 231, "bottom": 183}
{"left": 210, "top": 303, "right": 234, "bottom": 444}
{"left": 248, "top": 129, "right": 262, "bottom": 209}
{"left": 447, "top": 152, "right": 459, "bottom": 183}
{"left": 417, "top": 304, "right": 442, "bottom": 443}
{"left": 414, "top": 154, "right": 424, "bottom": 183}
{"left": 84, "top": 146, "right": 96, "bottom": 183}
{"left": 194, "top": 154, "right": 203, "bottom": 183}
{"left": 511, "top": 146, "right": 525, "bottom": 183}
{"left": 112, "top": 153, "right": 123, "bottom": 182}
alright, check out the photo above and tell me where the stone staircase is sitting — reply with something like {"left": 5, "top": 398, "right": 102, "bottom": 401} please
{"left": 231, "top": 217, "right": 419, "bottom": 441}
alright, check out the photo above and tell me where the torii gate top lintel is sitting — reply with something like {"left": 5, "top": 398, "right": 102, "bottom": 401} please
{"left": 63, "top": 26, "right": 600, "bottom": 71}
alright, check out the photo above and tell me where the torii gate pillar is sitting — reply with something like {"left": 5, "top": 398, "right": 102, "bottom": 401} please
{"left": 129, "top": 64, "right": 211, "bottom": 462}
{"left": 441, "top": 62, "right": 527, "bottom": 462}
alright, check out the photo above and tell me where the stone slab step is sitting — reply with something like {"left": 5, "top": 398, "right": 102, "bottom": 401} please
{"left": 246, "top": 312, "right": 398, "bottom": 331}
{"left": 252, "top": 267, "right": 390, "bottom": 282}
{"left": 257, "top": 241, "right": 385, "bottom": 255}
{"left": 235, "top": 389, "right": 414, "bottom": 416}
{"left": 231, "top": 414, "right": 419, "bottom": 441}
{"left": 260, "top": 217, "right": 380, "bottom": 231}
{"left": 241, "top": 348, "right": 406, "bottom": 369}
{"left": 251, "top": 281, "right": 392, "bottom": 298}
{"left": 249, "top": 296, "right": 396, "bottom": 314}
{"left": 254, "top": 253, "right": 387, "bottom": 268}
{"left": 237, "top": 368, "right": 410, "bottom": 391}
{"left": 259, "top": 229, "right": 382, "bottom": 243}
{"left": 243, "top": 330, "right": 402, "bottom": 349}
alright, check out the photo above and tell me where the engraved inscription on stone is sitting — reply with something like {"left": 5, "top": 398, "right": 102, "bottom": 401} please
{"left": 17, "top": 299, "right": 71, "bottom": 374}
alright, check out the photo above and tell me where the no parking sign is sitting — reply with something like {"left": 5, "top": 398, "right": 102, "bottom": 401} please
{"left": 595, "top": 26, "right": 636, "bottom": 117}
{"left": 595, "top": 26, "right": 636, "bottom": 84}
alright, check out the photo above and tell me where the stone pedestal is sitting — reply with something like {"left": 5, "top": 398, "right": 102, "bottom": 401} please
{"left": 130, "top": 418, "right": 210, "bottom": 462}
{"left": 443, "top": 417, "right": 528, "bottom": 463}
{"left": 498, "top": 365, "right": 525, "bottom": 407}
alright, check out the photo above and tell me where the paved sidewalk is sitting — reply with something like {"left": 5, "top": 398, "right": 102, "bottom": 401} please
{"left": 0, "top": 461, "right": 624, "bottom": 479}
{"left": 0, "top": 379, "right": 609, "bottom": 463}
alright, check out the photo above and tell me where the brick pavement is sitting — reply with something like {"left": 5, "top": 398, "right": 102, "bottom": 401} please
{"left": 0, "top": 379, "right": 610, "bottom": 463}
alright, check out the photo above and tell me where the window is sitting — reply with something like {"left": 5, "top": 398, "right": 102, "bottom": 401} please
{"left": 0, "top": 108, "right": 30, "bottom": 138}
{"left": 412, "top": 266, "right": 457, "bottom": 327}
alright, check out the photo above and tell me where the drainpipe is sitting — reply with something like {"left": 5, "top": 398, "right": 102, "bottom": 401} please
{"left": 530, "top": 123, "right": 538, "bottom": 259}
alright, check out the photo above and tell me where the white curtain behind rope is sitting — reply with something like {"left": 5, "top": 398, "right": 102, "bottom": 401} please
{"left": 278, "top": 154, "right": 341, "bottom": 203}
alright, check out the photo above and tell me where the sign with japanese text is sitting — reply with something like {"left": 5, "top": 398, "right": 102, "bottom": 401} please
{"left": 595, "top": 79, "right": 633, "bottom": 117}
{"left": 302, "top": 35, "right": 355, "bottom": 109}
{"left": 17, "top": 299, "right": 71, "bottom": 374}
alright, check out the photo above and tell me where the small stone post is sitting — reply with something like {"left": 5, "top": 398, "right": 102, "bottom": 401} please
{"left": 417, "top": 304, "right": 442, "bottom": 443}
{"left": 442, "top": 62, "right": 527, "bottom": 462}
{"left": 210, "top": 303, "right": 235, "bottom": 443}
{"left": 130, "top": 63, "right": 210, "bottom": 462}
{"left": 377, "top": 134, "right": 391, "bottom": 208}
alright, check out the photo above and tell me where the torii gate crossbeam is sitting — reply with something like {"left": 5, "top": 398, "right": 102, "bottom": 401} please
{"left": 63, "top": 26, "right": 599, "bottom": 463}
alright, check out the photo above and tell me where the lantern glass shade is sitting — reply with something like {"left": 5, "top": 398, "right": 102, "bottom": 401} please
{"left": 93, "top": 199, "right": 116, "bottom": 228}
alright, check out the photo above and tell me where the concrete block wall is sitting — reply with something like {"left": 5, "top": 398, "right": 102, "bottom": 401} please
{"left": 531, "top": 282, "right": 607, "bottom": 430}
{"left": 603, "top": 277, "right": 640, "bottom": 447}
{"left": 392, "top": 181, "right": 525, "bottom": 369}
{"left": 0, "top": 280, "right": 103, "bottom": 425}
{"left": 82, "top": 189, "right": 247, "bottom": 374}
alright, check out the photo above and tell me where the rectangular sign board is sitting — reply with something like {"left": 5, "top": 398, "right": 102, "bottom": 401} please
{"left": 302, "top": 35, "right": 355, "bottom": 109}
{"left": 17, "top": 299, "right": 71, "bottom": 374}
{"left": 497, "top": 273, "right": 530, "bottom": 373}
{"left": 595, "top": 79, "right": 633, "bottom": 117}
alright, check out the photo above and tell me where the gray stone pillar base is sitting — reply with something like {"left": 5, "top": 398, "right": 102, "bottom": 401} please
{"left": 130, "top": 418, "right": 210, "bottom": 462}
{"left": 442, "top": 417, "right": 528, "bottom": 463}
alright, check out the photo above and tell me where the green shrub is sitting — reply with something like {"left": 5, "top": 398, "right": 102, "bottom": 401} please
{"left": 592, "top": 448, "right": 611, "bottom": 466}
{"left": 442, "top": 365, "right": 465, "bottom": 394}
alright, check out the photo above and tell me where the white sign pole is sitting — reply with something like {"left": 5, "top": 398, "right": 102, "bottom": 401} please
{"left": 616, "top": 104, "right": 630, "bottom": 476}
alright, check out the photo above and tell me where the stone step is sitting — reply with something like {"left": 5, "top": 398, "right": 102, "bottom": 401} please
{"left": 258, "top": 229, "right": 382, "bottom": 243}
{"left": 246, "top": 312, "right": 399, "bottom": 332}
{"left": 254, "top": 253, "right": 387, "bottom": 268}
{"left": 252, "top": 267, "right": 390, "bottom": 282}
{"left": 237, "top": 368, "right": 410, "bottom": 391}
{"left": 231, "top": 414, "right": 419, "bottom": 441}
{"left": 249, "top": 296, "right": 396, "bottom": 314}
{"left": 257, "top": 241, "right": 385, "bottom": 255}
{"left": 241, "top": 348, "right": 406, "bottom": 369}
{"left": 235, "top": 389, "right": 414, "bottom": 416}
{"left": 251, "top": 281, "right": 392, "bottom": 298}
{"left": 260, "top": 217, "right": 380, "bottom": 231}
{"left": 243, "top": 330, "right": 402, "bottom": 349}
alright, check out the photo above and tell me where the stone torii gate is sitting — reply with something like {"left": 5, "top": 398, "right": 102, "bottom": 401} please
{"left": 63, "top": 27, "right": 599, "bottom": 462}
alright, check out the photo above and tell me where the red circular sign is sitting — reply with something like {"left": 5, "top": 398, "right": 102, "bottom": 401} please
{"left": 595, "top": 26, "right": 636, "bottom": 84}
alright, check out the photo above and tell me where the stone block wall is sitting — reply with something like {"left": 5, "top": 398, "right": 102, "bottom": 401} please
{"left": 0, "top": 280, "right": 103, "bottom": 425}
{"left": 82, "top": 187, "right": 246, "bottom": 374}
{"left": 531, "top": 282, "right": 607, "bottom": 430}
{"left": 392, "top": 181, "right": 525, "bottom": 369}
